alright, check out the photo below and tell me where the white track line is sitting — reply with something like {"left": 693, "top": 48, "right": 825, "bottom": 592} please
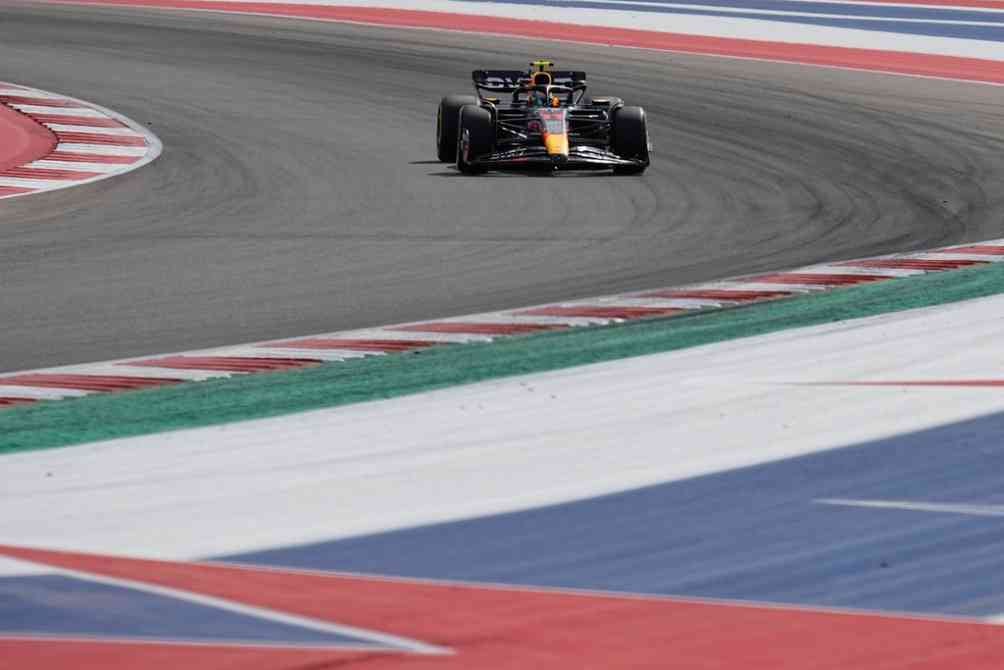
{"left": 41, "top": 124, "right": 141, "bottom": 136}
{"left": 54, "top": 143, "right": 148, "bottom": 156}
{"left": 26, "top": 160, "right": 125, "bottom": 173}
{"left": 816, "top": 498, "right": 1004, "bottom": 517}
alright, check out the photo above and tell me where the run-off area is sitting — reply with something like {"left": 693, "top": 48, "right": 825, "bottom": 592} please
{"left": 3, "top": 294, "right": 1004, "bottom": 668}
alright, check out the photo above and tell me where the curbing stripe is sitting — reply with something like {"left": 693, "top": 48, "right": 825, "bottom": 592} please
{"left": 128, "top": 356, "right": 323, "bottom": 373}
{"left": 52, "top": 131, "right": 147, "bottom": 146}
{"left": 0, "top": 386, "right": 92, "bottom": 400}
{"left": 644, "top": 288, "right": 793, "bottom": 302}
{"left": 0, "top": 81, "right": 160, "bottom": 199}
{"left": 843, "top": 258, "right": 988, "bottom": 270}
{"left": 392, "top": 322, "right": 568, "bottom": 335}
{"left": 265, "top": 338, "right": 442, "bottom": 353}
{"left": 0, "top": 186, "right": 34, "bottom": 196}
{"left": 749, "top": 272, "right": 892, "bottom": 286}
{"left": 789, "top": 265, "right": 924, "bottom": 277}
{"left": 54, "top": 143, "right": 148, "bottom": 156}
{"left": 41, "top": 124, "right": 141, "bottom": 136}
{"left": 11, "top": 106, "right": 108, "bottom": 117}
{"left": 65, "top": 364, "right": 232, "bottom": 381}
{"left": 0, "top": 166, "right": 103, "bottom": 179}
{"left": 943, "top": 245, "right": 1004, "bottom": 255}
{"left": 4, "top": 238, "right": 1004, "bottom": 408}
{"left": 47, "top": 151, "right": 141, "bottom": 164}
{"left": 0, "top": 176, "right": 78, "bottom": 188}
{"left": 220, "top": 346, "right": 371, "bottom": 361}
{"left": 0, "top": 96, "right": 80, "bottom": 107}
{"left": 0, "top": 374, "right": 181, "bottom": 392}
{"left": 30, "top": 114, "right": 126, "bottom": 127}
{"left": 518, "top": 305, "right": 685, "bottom": 319}
{"left": 27, "top": 160, "right": 126, "bottom": 173}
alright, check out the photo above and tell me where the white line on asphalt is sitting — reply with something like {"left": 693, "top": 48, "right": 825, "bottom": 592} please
{"left": 8, "top": 105, "right": 105, "bottom": 116}
{"left": 43, "top": 124, "right": 141, "bottom": 136}
{"left": 0, "top": 177, "right": 77, "bottom": 188}
{"left": 0, "top": 386, "right": 92, "bottom": 400}
{"left": 54, "top": 143, "right": 147, "bottom": 156}
{"left": 26, "top": 160, "right": 125, "bottom": 173}
{"left": 815, "top": 498, "right": 1004, "bottom": 516}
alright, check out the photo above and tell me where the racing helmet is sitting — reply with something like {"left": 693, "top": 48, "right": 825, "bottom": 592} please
{"left": 527, "top": 71, "right": 551, "bottom": 107}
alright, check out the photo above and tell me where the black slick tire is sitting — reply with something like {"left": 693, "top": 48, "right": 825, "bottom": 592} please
{"left": 437, "top": 95, "right": 478, "bottom": 162}
{"left": 456, "top": 104, "right": 494, "bottom": 175}
{"left": 611, "top": 106, "right": 650, "bottom": 175}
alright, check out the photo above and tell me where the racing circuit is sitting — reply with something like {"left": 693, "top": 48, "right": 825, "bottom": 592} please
{"left": 3, "top": 0, "right": 1004, "bottom": 668}
{"left": 3, "top": 2, "right": 1004, "bottom": 371}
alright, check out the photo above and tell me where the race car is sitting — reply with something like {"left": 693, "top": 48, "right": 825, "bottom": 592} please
{"left": 436, "top": 60, "right": 651, "bottom": 175}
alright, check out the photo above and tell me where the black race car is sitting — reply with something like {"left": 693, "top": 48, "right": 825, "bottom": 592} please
{"left": 436, "top": 60, "right": 651, "bottom": 175}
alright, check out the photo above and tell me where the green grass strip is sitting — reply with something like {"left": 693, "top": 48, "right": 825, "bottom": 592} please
{"left": 5, "top": 261, "right": 1004, "bottom": 454}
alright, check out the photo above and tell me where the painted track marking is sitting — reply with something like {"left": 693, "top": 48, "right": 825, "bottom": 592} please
{"left": 0, "top": 82, "right": 160, "bottom": 199}
{"left": 3, "top": 238, "right": 1004, "bottom": 408}
{"left": 817, "top": 498, "right": 1004, "bottom": 516}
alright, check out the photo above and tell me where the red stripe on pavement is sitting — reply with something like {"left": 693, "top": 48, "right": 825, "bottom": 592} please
{"left": 28, "top": 2, "right": 1004, "bottom": 85}
{"left": 0, "top": 639, "right": 362, "bottom": 670}
{"left": 0, "top": 96, "right": 56, "bottom": 172}
{"left": 0, "top": 374, "right": 180, "bottom": 392}
{"left": 266, "top": 338, "right": 441, "bottom": 352}
{"left": 644, "top": 288, "right": 793, "bottom": 301}
{"left": 519, "top": 305, "right": 684, "bottom": 319}
{"left": 0, "top": 186, "right": 36, "bottom": 196}
{"left": 4, "top": 544, "right": 1004, "bottom": 670}
{"left": 0, "top": 95, "right": 80, "bottom": 107}
{"left": 53, "top": 131, "right": 145, "bottom": 146}
{"left": 842, "top": 258, "right": 989, "bottom": 271}
{"left": 33, "top": 114, "right": 125, "bottom": 127}
{"left": 940, "top": 245, "right": 1004, "bottom": 256}
{"left": 392, "top": 322, "right": 565, "bottom": 335}
{"left": 48, "top": 151, "right": 140, "bottom": 164}
{"left": 826, "top": 380, "right": 1004, "bottom": 388}
{"left": 0, "top": 397, "right": 38, "bottom": 407}
{"left": 127, "top": 356, "right": 321, "bottom": 372}
{"left": 0, "top": 166, "right": 102, "bottom": 179}
{"left": 861, "top": 0, "right": 1004, "bottom": 7}
{"left": 750, "top": 272, "right": 892, "bottom": 286}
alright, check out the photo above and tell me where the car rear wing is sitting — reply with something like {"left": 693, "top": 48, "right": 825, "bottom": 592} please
{"left": 472, "top": 69, "right": 587, "bottom": 93}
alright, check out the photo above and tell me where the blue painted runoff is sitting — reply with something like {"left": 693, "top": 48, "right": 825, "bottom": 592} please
{"left": 227, "top": 409, "right": 1004, "bottom": 618}
{"left": 461, "top": 0, "right": 1004, "bottom": 42}
{"left": 0, "top": 574, "right": 385, "bottom": 646}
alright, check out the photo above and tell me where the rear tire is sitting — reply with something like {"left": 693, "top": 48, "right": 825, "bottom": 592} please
{"left": 611, "top": 106, "right": 650, "bottom": 175}
{"left": 437, "top": 95, "right": 478, "bottom": 162}
{"left": 456, "top": 105, "right": 494, "bottom": 175}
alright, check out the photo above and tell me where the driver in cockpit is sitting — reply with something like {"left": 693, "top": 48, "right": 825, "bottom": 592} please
{"left": 525, "top": 71, "right": 561, "bottom": 108}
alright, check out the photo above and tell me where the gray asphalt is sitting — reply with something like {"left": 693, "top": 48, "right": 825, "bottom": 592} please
{"left": 1, "top": 3, "right": 1003, "bottom": 372}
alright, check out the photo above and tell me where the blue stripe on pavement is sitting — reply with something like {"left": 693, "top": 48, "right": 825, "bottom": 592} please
{"left": 226, "top": 409, "right": 1004, "bottom": 618}
{"left": 0, "top": 574, "right": 387, "bottom": 646}
{"left": 460, "top": 0, "right": 1004, "bottom": 42}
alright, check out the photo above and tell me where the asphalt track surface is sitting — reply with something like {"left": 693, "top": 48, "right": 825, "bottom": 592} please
{"left": 2, "top": 3, "right": 1004, "bottom": 372}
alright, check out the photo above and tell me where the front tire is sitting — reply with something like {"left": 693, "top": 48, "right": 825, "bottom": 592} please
{"left": 437, "top": 95, "right": 479, "bottom": 162}
{"left": 456, "top": 104, "right": 494, "bottom": 175}
{"left": 611, "top": 106, "right": 650, "bottom": 175}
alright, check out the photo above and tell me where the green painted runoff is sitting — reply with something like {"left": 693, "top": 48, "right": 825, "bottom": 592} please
{"left": 4, "top": 261, "right": 1004, "bottom": 453}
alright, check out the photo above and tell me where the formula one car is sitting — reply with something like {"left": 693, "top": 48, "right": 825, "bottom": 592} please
{"left": 436, "top": 60, "right": 650, "bottom": 175}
